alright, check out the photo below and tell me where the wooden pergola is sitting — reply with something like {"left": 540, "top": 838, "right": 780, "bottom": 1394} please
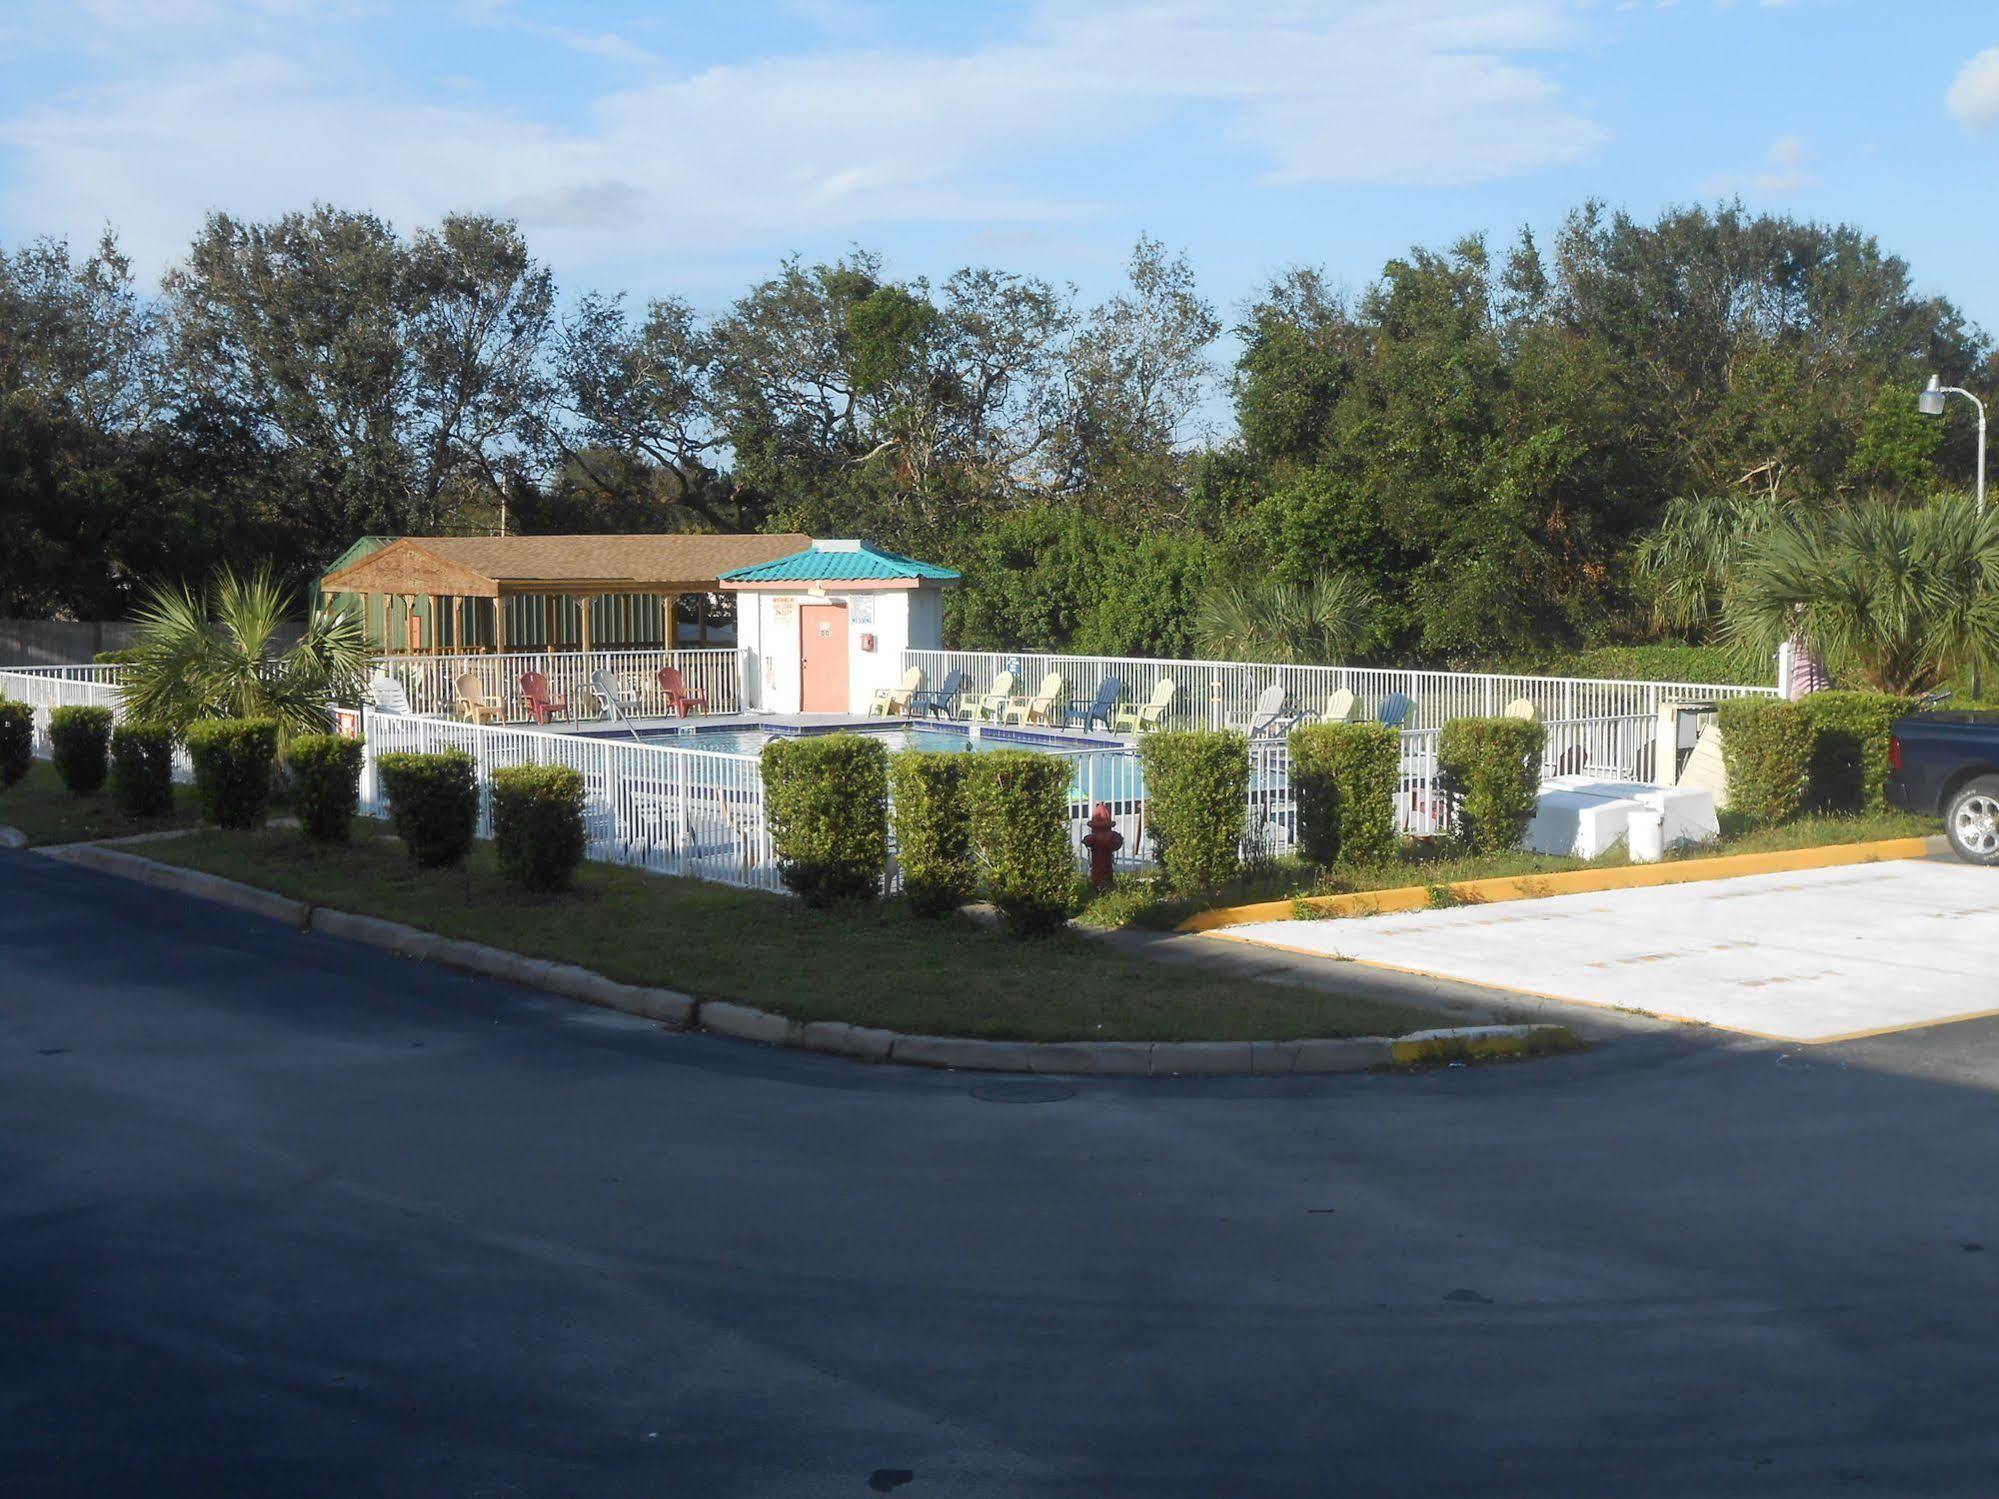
{"left": 319, "top": 533, "right": 812, "bottom": 656}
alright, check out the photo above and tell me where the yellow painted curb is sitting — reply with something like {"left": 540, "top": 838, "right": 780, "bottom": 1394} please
{"left": 1176, "top": 836, "right": 1937, "bottom": 933}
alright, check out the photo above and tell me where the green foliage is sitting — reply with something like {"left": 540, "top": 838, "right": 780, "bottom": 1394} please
{"left": 1194, "top": 572, "right": 1378, "bottom": 664}
{"left": 1138, "top": 730, "right": 1249, "bottom": 892}
{"left": 888, "top": 751, "right": 976, "bottom": 917}
{"left": 1289, "top": 721, "right": 1400, "bottom": 866}
{"left": 1502, "top": 642, "right": 1769, "bottom": 686}
{"left": 1716, "top": 698, "right": 1815, "bottom": 827}
{"left": 0, "top": 700, "right": 32, "bottom": 789}
{"left": 1796, "top": 691, "right": 1917, "bottom": 813}
{"left": 963, "top": 750, "right": 1078, "bottom": 935}
{"left": 287, "top": 733, "right": 364, "bottom": 842}
{"left": 183, "top": 717, "right": 278, "bottom": 828}
{"left": 109, "top": 722, "right": 175, "bottom": 816}
{"left": 490, "top": 763, "right": 588, "bottom": 892}
{"left": 1721, "top": 498, "right": 1999, "bottom": 695}
{"left": 377, "top": 750, "right": 479, "bottom": 868}
{"left": 761, "top": 735, "right": 888, "bottom": 903}
{"left": 1437, "top": 717, "right": 1546, "bottom": 853}
{"left": 48, "top": 705, "right": 112, "bottom": 795}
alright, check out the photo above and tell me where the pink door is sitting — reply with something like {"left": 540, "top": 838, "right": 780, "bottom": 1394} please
{"left": 799, "top": 604, "right": 849, "bottom": 712}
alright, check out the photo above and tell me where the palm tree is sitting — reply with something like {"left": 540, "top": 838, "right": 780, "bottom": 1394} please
{"left": 1720, "top": 497, "right": 1999, "bottom": 695}
{"left": 1635, "top": 492, "right": 1785, "bottom": 636}
{"left": 1194, "top": 573, "right": 1378, "bottom": 664}
{"left": 120, "top": 566, "right": 370, "bottom": 740}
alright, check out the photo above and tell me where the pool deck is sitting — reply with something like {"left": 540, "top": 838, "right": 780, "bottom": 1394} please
{"left": 526, "top": 710, "right": 1134, "bottom": 749}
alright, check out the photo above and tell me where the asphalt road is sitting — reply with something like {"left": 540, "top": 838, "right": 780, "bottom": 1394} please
{"left": 6, "top": 848, "right": 1999, "bottom": 1497}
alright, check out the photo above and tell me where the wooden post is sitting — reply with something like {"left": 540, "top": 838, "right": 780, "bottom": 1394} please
{"left": 493, "top": 595, "right": 506, "bottom": 656}
{"left": 452, "top": 596, "right": 464, "bottom": 654}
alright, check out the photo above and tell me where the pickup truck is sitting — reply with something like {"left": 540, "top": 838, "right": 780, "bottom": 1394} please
{"left": 1887, "top": 710, "right": 1999, "bottom": 865}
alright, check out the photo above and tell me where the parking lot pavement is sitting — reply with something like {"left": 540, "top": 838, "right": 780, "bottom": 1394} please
{"left": 1209, "top": 857, "right": 1999, "bottom": 1045}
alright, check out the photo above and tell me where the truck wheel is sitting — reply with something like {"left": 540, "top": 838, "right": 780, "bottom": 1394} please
{"left": 1945, "top": 776, "right": 1999, "bottom": 866}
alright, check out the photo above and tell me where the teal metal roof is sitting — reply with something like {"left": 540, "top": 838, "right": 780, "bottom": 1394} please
{"left": 719, "top": 541, "right": 960, "bottom": 584}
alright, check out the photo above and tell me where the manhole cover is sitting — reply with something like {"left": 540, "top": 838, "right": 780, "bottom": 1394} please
{"left": 969, "top": 1081, "right": 1076, "bottom": 1104}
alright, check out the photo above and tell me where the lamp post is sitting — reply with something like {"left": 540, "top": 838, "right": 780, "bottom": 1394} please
{"left": 1919, "top": 374, "right": 1987, "bottom": 516}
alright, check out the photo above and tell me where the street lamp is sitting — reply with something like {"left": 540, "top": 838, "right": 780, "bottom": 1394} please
{"left": 1919, "top": 375, "right": 1987, "bottom": 516}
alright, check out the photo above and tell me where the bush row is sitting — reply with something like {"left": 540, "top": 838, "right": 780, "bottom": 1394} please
{"left": 1717, "top": 692, "right": 1918, "bottom": 825}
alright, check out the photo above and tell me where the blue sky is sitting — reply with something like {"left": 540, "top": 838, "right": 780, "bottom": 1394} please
{"left": 3, "top": 0, "right": 1997, "bottom": 346}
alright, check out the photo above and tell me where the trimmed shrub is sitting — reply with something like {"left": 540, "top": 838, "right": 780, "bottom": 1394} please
{"left": 964, "top": 750, "right": 1077, "bottom": 935}
{"left": 1289, "top": 721, "right": 1400, "bottom": 867}
{"left": 491, "top": 763, "right": 588, "bottom": 892}
{"left": 110, "top": 722, "right": 175, "bottom": 816}
{"left": 377, "top": 750, "right": 479, "bottom": 868}
{"left": 1138, "top": 730, "right": 1249, "bottom": 893}
{"left": 288, "top": 733, "right": 365, "bottom": 842}
{"left": 1716, "top": 698, "right": 1815, "bottom": 827}
{"left": 889, "top": 750, "right": 976, "bottom": 916}
{"left": 761, "top": 734, "right": 888, "bottom": 903}
{"left": 0, "top": 700, "right": 31, "bottom": 789}
{"left": 184, "top": 718, "right": 279, "bottom": 828}
{"left": 48, "top": 705, "right": 113, "bottom": 796}
{"left": 1797, "top": 691, "right": 1917, "bottom": 813}
{"left": 1437, "top": 716, "right": 1546, "bottom": 854}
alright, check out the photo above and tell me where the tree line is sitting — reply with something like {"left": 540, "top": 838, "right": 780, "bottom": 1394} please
{"left": 2, "top": 201, "right": 1989, "bottom": 667}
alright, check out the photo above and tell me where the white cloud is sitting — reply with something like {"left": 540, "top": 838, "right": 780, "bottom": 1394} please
{"left": 1947, "top": 46, "right": 1999, "bottom": 130}
{"left": 1702, "top": 132, "right": 1815, "bottom": 195}
{"left": 0, "top": 0, "right": 1606, "bottom": 280}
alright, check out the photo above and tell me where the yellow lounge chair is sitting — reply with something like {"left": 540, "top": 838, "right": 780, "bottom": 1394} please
{"left": 962, "top": 669, "right": 1016, "bottom": 722}
{"left": 1003, "top": 671, "right": 1066, "bottom": 725}
{"left": 454, "top": 671, "right": 505, "bottom": 725}
{"left": 870, "top": 667, "right": 924, "bottom": 716}
{"left": 1111, "top": 677, "right": 1178, "bottom": 734}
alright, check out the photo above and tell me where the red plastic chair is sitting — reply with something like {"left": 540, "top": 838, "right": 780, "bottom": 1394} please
{"left": 519, "top": 670, "right": 569, "bottom": 725}
{"left": 656, "top": 665, "right": 709, "bottom": 718}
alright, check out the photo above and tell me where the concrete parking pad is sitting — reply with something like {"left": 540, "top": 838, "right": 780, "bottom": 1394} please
{"left": 1209, "top": 859, "right": 1999, "bottom": 1044}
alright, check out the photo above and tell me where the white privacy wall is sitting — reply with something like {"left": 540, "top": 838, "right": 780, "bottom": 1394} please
{"left": 735, "top": 587, "right": 942, "bottom": 714}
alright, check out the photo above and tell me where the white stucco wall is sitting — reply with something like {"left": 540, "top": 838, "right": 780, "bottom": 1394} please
{"left": 732, "top": 584, "right": 949, "bottom": 715}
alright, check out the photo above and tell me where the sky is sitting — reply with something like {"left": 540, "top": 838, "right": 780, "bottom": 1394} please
{"left": 2, "top": 0, "right": 1997, "bottom": 347}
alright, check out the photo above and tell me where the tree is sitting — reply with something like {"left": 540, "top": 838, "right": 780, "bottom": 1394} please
{"left": 1194, "top": 573, "right": 1378, "bottom": 665}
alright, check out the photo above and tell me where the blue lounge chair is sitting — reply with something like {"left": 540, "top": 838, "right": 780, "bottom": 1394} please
{"left": 908, "top": 668, "right": 968, "bottom": 720}
{"left": 1068, "top": 677, "right": 1126, "bottom": 732}
{"left": 1378, "top": 692, "right": 1416, "bottom": 729}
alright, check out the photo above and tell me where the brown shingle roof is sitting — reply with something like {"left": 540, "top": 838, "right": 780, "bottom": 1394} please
{"left": 321, "top": 533, "right": 813, "bottom": 596}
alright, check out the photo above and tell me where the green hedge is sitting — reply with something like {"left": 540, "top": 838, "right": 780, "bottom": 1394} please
{"left": 491, "top": 763, "right": 588, "bottom": 892}
{"left": 110, "top": 723, "right": 175, "bottom": 816}
{"left": 1797, "top": 691, "right": 1917, "bottom": 813}
{"left": 0, "top": 700, "right": 32, "bottom": 789}
{"left": 48, "top": 705, "right": 112, "bottom": 796}
{"left": 965, "top": 750, "right": 1077, "bottom": 935}
{"left": 1138, "top": 730, "right": 1249, "bottom": 893}
{"left": 762, "top": 735, "right": 888, "bottom": 903}
{"left": 1437, "top": 717, "right": 1546, "bottom": 854}
{"left": 288, "top": 733, "right": 365, "bottom": 842}
{"left": 184, "top": 718, "right": 279, "bottom": 828}
{"left": 888, "top": 751, "right": 976, "bottom": 917}
{"left": 1716, "top": 698, "right": 1815, "bottom": 826}
{"left": 377, "top": 750, "right": 479, "bottom": 868}
{"left": 1289, "top": 721, "right": 1399, "bottom": 866}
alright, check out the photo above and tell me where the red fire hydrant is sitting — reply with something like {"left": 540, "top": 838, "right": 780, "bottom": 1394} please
{"left": 1081, "top": 802, "right": 1124, "bottom": 890}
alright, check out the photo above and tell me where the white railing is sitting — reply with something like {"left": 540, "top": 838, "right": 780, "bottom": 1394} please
{"left": 1, "top": 663, "right": 128, "bottom": 686}
{"left": 359, "top": 708, "right": 780, "bottom": 890}
{"left": 904, "top": 649, "right": 1775, "bottom": 734}
{"left": 371, "top": 648, "right": 745, "bottom": 722}
{"left": 0, "top": 668, "right": 134, "bottom": 762}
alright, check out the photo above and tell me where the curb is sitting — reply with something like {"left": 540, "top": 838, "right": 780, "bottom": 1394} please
{"left": 1178, "top": 835, "right": 1940, "bottom": 932}
{"left": 31, "top": 840, "right": 1576, "bottom": 1077}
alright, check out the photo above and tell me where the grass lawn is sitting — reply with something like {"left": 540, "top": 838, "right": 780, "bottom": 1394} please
{"left": 1081, "top": 807, "right": 1944, "bottom": 929}
{"left": 0, "top": 761, "right": 202, "bottom": 846}
{"left": 139, "top": 825, "right": 1447, "bottom": 1043}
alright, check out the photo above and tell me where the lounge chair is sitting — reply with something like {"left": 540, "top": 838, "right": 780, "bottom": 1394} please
{"left": 519, "top": 670, "right": 568, "bottom": 725}
{"left": 1067, "top": 677, "right": 1126, "bottom": 732}
{"left": 454, "top": 671, "right": 504, "bottom": 725}
{"left": 907, "top": 668, "right": 968, "bottom": 720}
{"left": 1378, "top": 692, "right": 1416, "bottom": 729}
{"left": 1111, "top": 678, "right": 1177, "bottom": 734}
{"left": 1002, "top": 671, "right": 1066, "bottom": 726}
{"left": 962, "top": 669, "right": 1017, "bottom": 722}
{"left": 1503, "top": 697, "right": 1539, "bottom": 721}
{"left": 869, "top": 667, "right": 924, "bottom": 716}
{"left": 1319, "top": 688, "right": 1357, "bottom": 725}
{"left": 369, "top": 675, "right": 413, "bottom": 715}
{"left": 1241, "top": 683, "right": 1297, "bottom": 738}
{"left": 590, "top": 669, "right": 646, "bottom": 741}
{"left": 656, "top": 665, "right": 709, "bottom": 717}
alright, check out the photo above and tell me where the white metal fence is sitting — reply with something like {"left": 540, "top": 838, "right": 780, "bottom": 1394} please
{"left": 372, "top": 648, "right": 744, "bottom": 722}
{"left": 0, "top": 668, "right": 138, "bottom": 763}
{"left": 904, "top": 649, "right": 1775, "bottom": 733}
